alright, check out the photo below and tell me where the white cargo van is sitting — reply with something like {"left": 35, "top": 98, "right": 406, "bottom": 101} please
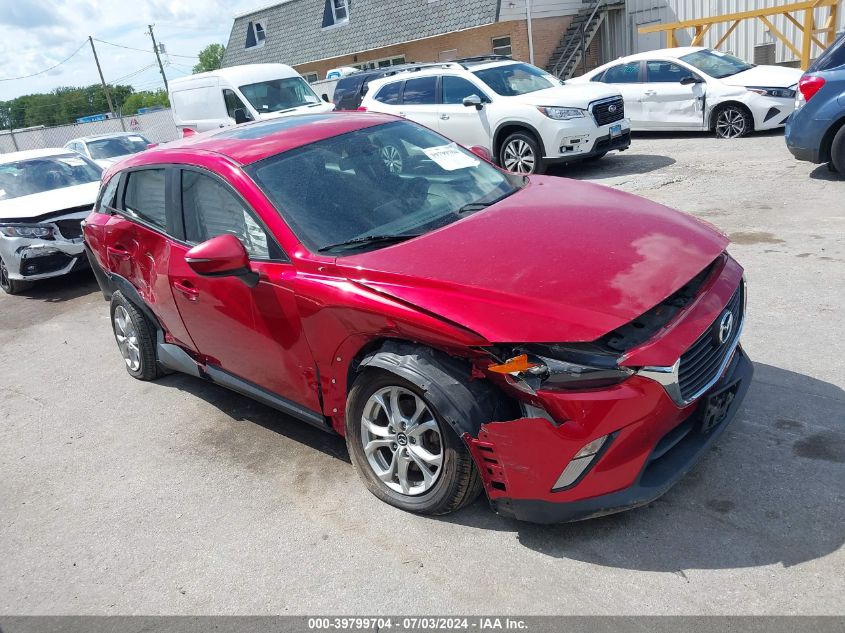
{"left": 169, "top": 64, "right": 334, "bottom": 135}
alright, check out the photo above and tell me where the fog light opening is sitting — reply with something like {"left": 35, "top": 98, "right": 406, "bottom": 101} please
{"left": 552, "top": 434, "right": 609, "bottom": 491}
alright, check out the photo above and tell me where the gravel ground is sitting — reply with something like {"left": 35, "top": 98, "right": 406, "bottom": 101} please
{"left": 1, "top": 130, "right": 843, "bottom": 615}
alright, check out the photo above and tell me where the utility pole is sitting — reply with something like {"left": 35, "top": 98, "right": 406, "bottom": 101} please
{"left": 526, "top": 0, "right": 535, "bottom": 65}
{"left": 147, "top": 24, "right": 169, "bottom": 92}
{"left": 89, "top": 36, "right": 116, "bottom": 117}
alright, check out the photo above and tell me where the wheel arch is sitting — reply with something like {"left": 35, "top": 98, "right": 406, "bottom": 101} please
{"left": 493, "top": 121, "right": 547, "bottom": 162}
{"left": 819, "top": 114, "right": 845, "bottom": 164}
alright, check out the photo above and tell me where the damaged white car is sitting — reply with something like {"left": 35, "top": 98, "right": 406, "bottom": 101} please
{"left": 571, "top": 47, "right": 803, "bottom": 138}
{"left": 0, "top": 148, "right": 101, "bottom": 295}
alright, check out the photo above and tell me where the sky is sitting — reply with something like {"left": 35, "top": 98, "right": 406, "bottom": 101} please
{"left": 0, "top": 0, "right": 263, "bottom": 101}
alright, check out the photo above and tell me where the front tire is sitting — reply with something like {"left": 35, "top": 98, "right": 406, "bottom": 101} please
{"left": 346, "top": 370, "right": 481, "bottom": 515}
{"left": 499, "top": 131, "right": 546, "bottom": 175}
{"left": 829, "top": 124, "right": 845, "bottom": 174}
{"left": 713, "top": 104, "right": 753, "bottom": 139}
{"left": 0, "top": 258, "right": 33, "bottom": 295}
{"left": 110, "top": 291, "right": 162, "bottom": 381}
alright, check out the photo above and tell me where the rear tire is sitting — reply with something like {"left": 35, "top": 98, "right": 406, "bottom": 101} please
{"left": 346, "top": 369, "right": 482, "bottom": 516}
{"left": 830, "top": 125, "right": 845, "bottom": 174}
{"left": 499, "top": 131, "right": 546, "bottom": 175}
{"left": 713, "top": 104, "right": 753, "bottom": 139}
{"left": 0, "top": 258, "right": 33, "bottom": 295}
{"left": 110, "top": 291, "right": 162, "bottom": 381}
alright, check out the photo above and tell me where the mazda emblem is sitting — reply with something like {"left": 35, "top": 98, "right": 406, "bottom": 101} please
{"left": 717, "top": 311, "right": 734, "bottom": 345}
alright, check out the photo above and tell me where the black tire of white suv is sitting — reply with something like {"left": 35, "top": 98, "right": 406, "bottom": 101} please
{"left": 499, "top": 131, "right": 547, "bottom": 175}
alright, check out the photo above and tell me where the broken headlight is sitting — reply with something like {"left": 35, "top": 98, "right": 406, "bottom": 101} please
{"left": 0, "top": 224, "right": 55, "bottom": 239}
{"left": 487, "top": 344, "right": 634, "bottom": 393}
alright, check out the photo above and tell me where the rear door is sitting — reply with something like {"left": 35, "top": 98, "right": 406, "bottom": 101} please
{"left": 436, "top": 75, "right": 493, "bottom": 150}
{"left": 597, "top": 61, "right": 646, "bottom": 127}
{"left": 398, "top": 76, "right": 440, "bottom": 130}
{"left": 640, "top": 60, "right": 705, "bottom": 129}
{"left": 105, "top": 166, "right": 196, "bottom": 349}
{"left": 167, "top": 166, "right": 321, "bottom": 413}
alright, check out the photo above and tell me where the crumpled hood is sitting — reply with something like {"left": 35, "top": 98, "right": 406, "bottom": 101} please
{"left": 721, "top": 65, "right": 803, "bottom": 88}
{"left": 0, "top": 181, "right": 99, "bottom": 221}
{"left": 516, "top": 83, "right": 622, "bottom": 108}
{"left": 341, "top": 177, "right": 727, "bottom": 343}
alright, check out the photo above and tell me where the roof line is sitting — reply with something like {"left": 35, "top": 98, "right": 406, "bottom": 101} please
{"left": 233, "top": 0, "right": 298, "bottom": 19}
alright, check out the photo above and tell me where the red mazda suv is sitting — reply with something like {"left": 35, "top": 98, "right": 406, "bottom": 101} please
{"left": 83, "top": 113, "right": 751, "bottom": 523}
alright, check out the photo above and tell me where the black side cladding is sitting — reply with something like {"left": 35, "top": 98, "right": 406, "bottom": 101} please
{"left": 358, "top": 341, "right": 515, "bottom": 438}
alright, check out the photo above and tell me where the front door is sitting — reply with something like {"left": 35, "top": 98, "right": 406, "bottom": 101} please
{"left": 640, "top": 60, "right": 706, "bottom": 130}
{"left": 437, "top": 75, "right": 493, "bottom": 151}
{"left": 168, "top": 167, "right": 321, "bottom": 413}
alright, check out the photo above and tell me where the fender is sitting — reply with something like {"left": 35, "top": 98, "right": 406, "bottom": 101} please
{"left": 357, "top": 341, "right": 514, "bottom": 438}
{"left": 492, "top": 120, "right": 547, "bottom": 159}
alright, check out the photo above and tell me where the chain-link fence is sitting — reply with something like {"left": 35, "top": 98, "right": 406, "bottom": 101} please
{"left": 0, "top": 109, "right": 179, "bottom": 154}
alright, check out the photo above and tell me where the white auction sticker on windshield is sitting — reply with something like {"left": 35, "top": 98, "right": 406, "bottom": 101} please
{"left": 423, "top": 143, "right": 479, "bottom": 171}
{"left": 128, "top": 135, "right": 144, "bottom": 142}
{"left": 59, "top": 157, "right": 86, "bottom": 167}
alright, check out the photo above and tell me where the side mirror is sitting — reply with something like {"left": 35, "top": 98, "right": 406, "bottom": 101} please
{"left": 233, "top": 108, "right": 250, "bottom": 124}
{"left": 184, "top": 234, "right": 258, "bottom": 287}
{"left": 469, "top": 145, "right": 493, "bottom": 162}
{"left": 680, "top": 75, "right": 702, "bottom": 85}
{"left": 322, "top": 93, "right": 330, "bottom": 103}
{"left": 462, "top": 94, "right": 483, "bottom": 110}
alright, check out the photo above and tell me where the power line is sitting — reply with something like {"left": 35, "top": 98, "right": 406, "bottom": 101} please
{"left": 0, "top": 41, "right": 88, "bottom": 82}
{"left": 92, "top": 37, "right": 198, "bottom": 59}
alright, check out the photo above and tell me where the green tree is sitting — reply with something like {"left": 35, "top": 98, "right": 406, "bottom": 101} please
{"left": 121, "top": 89, "right": 170, "bottom": 115}
{"left": 193, "top": 44, "right": 225, "bottom": 74}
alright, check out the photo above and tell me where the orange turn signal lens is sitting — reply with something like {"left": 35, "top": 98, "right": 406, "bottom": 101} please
{"left": 487, "top": 354, "right": 538, "bottom": 374}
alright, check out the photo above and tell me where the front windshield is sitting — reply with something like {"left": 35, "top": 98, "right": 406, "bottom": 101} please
{"left": 87, "top": 135, "right": 149, "bottom": 159}
{"left": 0, "top": 154, "right": 101, "bottom": 201}
{"left": 473, "top": 62, "right": 562, "bottom": 96}
{"left": 247, "top": 121, "right": 522, "bottom": 254}
{"left": 239, "top": 77, "right": 322, "bottom": 113}
{"left": 680, "top": 49, "right": 754, "bottom": 79}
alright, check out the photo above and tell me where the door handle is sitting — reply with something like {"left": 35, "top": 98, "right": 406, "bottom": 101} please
{"left": 643, "top": 90, "right": 657, "bottom": 96}
{"left": 398, "top": 111, "right": 406, "bottom": 117}
{"left": 173, "top": 279, "right": 199, "bottom": 301}
{"left": 440, "top": 114, "right": 450, "bottom": 120}
{"left": 107, "top": 245, "right": 131, "bottom": 259}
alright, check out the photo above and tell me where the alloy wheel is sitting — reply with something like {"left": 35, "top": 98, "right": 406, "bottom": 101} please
{"left": 113, "top": 304, "right": 141, "bottom": 371}
{"left": 502, "top": 139, "right": 536, "bottom": 174}
{"left": 360, "top": 386, "right": 443, "bottom": 496}
{"left": 380, "top": 144, "right": 404, "bottom": 174}
{"left": 0, "top": 259, "right": 10, "bottom": 293}
{"left": 715, "top": 108, "right": 747, "bottom": 139}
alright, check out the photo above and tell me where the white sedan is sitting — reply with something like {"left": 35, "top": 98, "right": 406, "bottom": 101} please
{"left": 569, "top": 47, "right": 803, "bottom": 138}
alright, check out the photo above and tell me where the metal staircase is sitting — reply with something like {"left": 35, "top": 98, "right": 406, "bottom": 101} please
{"left": 546, "top": 0, "right": 623, "bottom": 80}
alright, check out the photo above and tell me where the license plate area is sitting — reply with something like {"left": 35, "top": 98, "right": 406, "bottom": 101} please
{"left": 610, "top": 124, "right": 623, "bottom": 138}
{"left": 699, "top": 380, "right": 739, "bottom": 433}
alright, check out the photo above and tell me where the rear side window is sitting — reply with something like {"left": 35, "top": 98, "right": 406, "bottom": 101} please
{"left": 811, "top": 33, "right": 845, "bottom": 71}
{"left": 181, "top": 170, "right": 281, "bottom": 260}
{"left": 602, "top": 62, "right": 642, "bottom": 83}
{"left": 374, "top": 81, "right": 402, "bottom": 104}
{"left": 402, "top": 77, "right": 437, "bottom": 105}
{"left": 123, "top": 169, "right": 167, "bottom": 230}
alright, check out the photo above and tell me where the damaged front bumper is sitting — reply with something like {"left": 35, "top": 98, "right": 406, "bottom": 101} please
{"left": 0, "top": 212, "right": 89, "bottom": 281}
{"left": 465, "top": 347, "right": 753, "bottom": 524}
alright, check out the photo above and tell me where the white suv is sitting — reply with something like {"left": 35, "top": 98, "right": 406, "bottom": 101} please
{"left": 360, "top": 56, "right": 631, "bottom": 174}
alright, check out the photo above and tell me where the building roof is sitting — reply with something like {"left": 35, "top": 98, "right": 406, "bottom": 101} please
{"left": 0, "top": 148, "right": 78, "bottom": 165}
{"left": 114, "top": 112, "right": 398, "bottom": 168}
{"left": 222, "top": 0, "right": 500, "bottom": 68}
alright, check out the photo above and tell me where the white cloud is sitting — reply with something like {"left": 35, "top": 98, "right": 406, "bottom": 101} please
{"left": 0, "top": 0, "right": 260, "bottom": 100}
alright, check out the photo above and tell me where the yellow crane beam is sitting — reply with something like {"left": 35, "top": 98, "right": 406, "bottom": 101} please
{"left": 638, "top": 0, "right": 841, "bottom": 69}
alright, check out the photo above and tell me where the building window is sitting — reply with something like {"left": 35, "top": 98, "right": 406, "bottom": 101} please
{"left": 245, "top": 20, "right": 266, "bottom": 49}
{"left": 439, "top": 49, "right": 458, "bottom": 62}
{"left": 352, "top": 55, "right": 406, "bottom": 71}
{"left": 303, "top": 72, "right": 319, "bottom": 83}
{"left": 322, "top": 0, "right": 349, "bottom": 28}
{"left": 492, "top": 36, "right": 512, "bottom": 57}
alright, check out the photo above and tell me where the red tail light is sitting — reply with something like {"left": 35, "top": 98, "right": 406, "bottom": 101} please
{"left": 181, "top": 127, "right": 197, "bottom": 138}
{"left": 798, "top": 75, "right": 826, "bottom": 102}
{"left": 356, "top": 106, "right": 368, "bottom": 112}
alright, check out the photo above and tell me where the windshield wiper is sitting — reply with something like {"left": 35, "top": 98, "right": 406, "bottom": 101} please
{"left": 317, "top": 233, "right": 422, "bottom": 253}
{"left": 456, "top": 189, "right": 519, "bottom": 215}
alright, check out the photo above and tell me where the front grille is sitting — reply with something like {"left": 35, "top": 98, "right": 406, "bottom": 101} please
{"left": 55, "top": 219, "right": 84, "bottom": 240}
{"left": 678, "top": 284, "right": 744, "bottom": 402}
{"left": 591, "top": 97, "right": 625, "bottom": 127}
